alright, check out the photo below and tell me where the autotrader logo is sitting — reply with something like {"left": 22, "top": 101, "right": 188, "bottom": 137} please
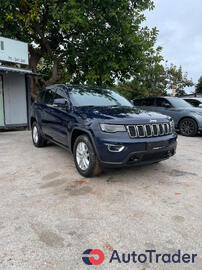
{"left": 82, "top": 249, "right": 105, "bottom": 265}
{"left": 82, "top": 249, "right": 197, "bottom": 266}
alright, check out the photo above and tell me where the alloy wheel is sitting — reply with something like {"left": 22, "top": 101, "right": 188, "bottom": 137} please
{"left": 33, "top": 126, "right": 39, "bottom": 144}
{"left": 181, "top": 120, "right": 195, "bottom": 136}
{"left": 76, "top": 142, "right": 90, "bottom": 170}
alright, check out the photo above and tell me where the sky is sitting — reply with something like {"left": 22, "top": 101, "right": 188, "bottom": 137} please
{"left": 144, "top": 0, "right": 202, "bottom": 93}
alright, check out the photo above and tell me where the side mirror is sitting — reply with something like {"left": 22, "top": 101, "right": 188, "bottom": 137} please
{"left": 53, "top": 98, "right": 68, "bottom": 108}
{"left": 130, "top": 100, "right": 134, "bottom": 105}
{"left": 199, "top": 104, "right": 202, "bottom": 108}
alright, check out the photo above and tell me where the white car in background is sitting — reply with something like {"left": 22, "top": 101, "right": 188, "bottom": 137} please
{"left": 183, "top": 97, "right": 202, "bottom": 108}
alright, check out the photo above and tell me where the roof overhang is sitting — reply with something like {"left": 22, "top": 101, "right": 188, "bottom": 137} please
{"left": 0, "top": 65, "right": 46, "bottom": 76}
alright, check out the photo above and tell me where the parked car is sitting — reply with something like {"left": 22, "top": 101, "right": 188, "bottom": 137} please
{"left": 183, "top": 97, "right": 202, "bottom": 108}
{"left": 31, "top": 85, "right": 177, "bottom": 177}
{"left": 133, "top": 97, "right": 202, "bottom": 136}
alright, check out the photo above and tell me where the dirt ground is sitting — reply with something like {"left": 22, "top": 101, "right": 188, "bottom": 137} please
{"left": 0, "top": 131, "right": 201, "bottom": 270}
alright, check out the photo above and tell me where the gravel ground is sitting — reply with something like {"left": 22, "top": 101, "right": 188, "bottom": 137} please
{"left": 0, "top": 131, "right": 201, "bottom": 270}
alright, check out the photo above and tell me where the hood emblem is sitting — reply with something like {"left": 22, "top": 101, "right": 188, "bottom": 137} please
{"left": 150, "top": 119, "right": 157, "bottom": 123}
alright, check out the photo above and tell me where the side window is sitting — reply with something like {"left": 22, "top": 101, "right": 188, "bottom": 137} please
{"left": 141, "top": 99, "right": 147, "bottom": 106}
{"left": 187, "top": 100, "right": 199, "bottom": 107}
{"left": 133, "top": 99, "right": 142, "bottom": 106}
{"left": 54, "top": 87, "right": 69, "bottom": 106}
{"left": 142, "top": 98, "right": 155, "bottom": 106}
{"left": 156, "top": 98, "right": 171, "bottom": 107}
{"left": 43, "top": 89, "right": 56, "bottom": 105}
{"left": 54, "top": 87, "right": 68, "bottom": 100}
{"left": 37, "top": 90, "right": 45, "bottom": 104}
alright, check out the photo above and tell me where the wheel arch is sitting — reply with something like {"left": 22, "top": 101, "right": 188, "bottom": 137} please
{"left": 30, "top": 116, "right": 36, "bottom": 127}
{"left": 178, "top": 116, "right": 198, "bottom": 129}
{"left": 70, "top": 128, "right": 99, "bottom": 156}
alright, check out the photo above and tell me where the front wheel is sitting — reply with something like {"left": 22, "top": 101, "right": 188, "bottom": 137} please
{"left": 179, "top": 118, "right": 198, "bottom": 137}
{"left": 32, "top": 122, "right": 47, "bottom": 147}
{"left": 73, "top": 135, "right": 102, "bottom": 177}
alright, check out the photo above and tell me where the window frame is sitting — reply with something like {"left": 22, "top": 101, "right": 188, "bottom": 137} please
{"left": 43, "top": 87, "right": 57, "bottom": 106}
{"left": 53, "top": 86, "right": 71, "bottom": 109}
{"left": 156, "top": 98, "right": 172, "bottom": 108}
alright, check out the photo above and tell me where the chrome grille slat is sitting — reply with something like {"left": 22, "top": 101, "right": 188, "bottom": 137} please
{"left": 127, "top": 123, "right": 171, "bottom": 138}
{"left": 145, "top": 124, "right": 152, "bottom": 137}
{"left": 152, "top": 124, "right": 158, "bottom": 136}
{"left": 159, "top": 123, "right": 165, "bottom": 136}
{"left": 137, "top": 125, "right": 145, "bottom": 137}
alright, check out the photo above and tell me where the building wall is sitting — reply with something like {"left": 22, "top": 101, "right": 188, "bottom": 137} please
{"left": 3, "top": 72, "right": 27, "bottom": 126}
{"left": 0, "top": 75, "right": 4, "bottom": 126}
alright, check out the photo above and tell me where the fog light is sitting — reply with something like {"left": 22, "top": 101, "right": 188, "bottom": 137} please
{"left": 107, "top": 144, "right": 125, "bottom": 152}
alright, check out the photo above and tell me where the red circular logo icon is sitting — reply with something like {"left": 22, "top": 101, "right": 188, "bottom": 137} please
{"left": 82, "top": 249, "right": 105, "bottom": 265}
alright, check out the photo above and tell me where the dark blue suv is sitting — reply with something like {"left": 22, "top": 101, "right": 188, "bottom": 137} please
{"left": 31, "top": 84, "right": 177, "bottom": 177}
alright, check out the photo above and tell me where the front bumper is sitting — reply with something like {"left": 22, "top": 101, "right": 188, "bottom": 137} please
{"left": 93, "top": 132, "right": 177, "bottom": 168}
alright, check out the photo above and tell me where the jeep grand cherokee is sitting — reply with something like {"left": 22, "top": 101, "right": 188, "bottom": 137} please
{"left": 31, "top": 85, "right": 177, "bottom": 177}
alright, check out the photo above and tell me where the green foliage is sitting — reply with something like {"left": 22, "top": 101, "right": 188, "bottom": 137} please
{"left": 165, "top": 64, "right": 194, "bottom": 97}
{"left": 116, "top": 62, "right": 194, "bottom": 99}
{"left": 0, "top": 0, "right": 158, "bottom": 97}
{"left": 196, "top": 76, "right": 202, "bottom": 94}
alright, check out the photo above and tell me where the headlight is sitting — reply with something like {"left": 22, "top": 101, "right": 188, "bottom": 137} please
{"left": 100, "top": 124, "right": 126, "bottom": 133}
{"left": 195, "top": 112, "right": 202, "bottom": 116}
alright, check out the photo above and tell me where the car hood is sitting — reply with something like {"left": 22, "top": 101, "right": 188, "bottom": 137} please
{"left": 75, "top": 106, "right": 170, "bottom": 124}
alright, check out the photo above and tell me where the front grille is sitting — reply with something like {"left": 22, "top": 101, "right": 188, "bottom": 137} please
{"left": 127, "top": 123, "right": 171, "bottom": 138}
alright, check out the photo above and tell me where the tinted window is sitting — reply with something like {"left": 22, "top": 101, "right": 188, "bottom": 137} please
{"left": 37, "top": 90, "right": 45, "bottom": 104}
{"left": 54, "top": 87, "right": 68, "bottom": 100}
{"left": 70, "top": 87, "right": 133, "bottom": 107}
{"left": 43, "top": 89, "right": 56, "bottom": 105}
{"left": 156, "top": 98, "right": 171, "bottom": 107}
{"left": 185, "top": 99, "right": 200, "bottom": 107}
{"left": 142, "top": 98, "right": 155, "bottom": 106}
{"left": 133, "top": 99, "right": 142, "bottom": 106}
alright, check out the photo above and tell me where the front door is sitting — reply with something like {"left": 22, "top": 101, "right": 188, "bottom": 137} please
{"left": 0, "top": 75, "right": 4, "bottom": 127}
{"left": 48, "top": 87, "right": 70, "bottom": 146}
{"left": 155, "top": 98, "right": 173, "bottom": 117}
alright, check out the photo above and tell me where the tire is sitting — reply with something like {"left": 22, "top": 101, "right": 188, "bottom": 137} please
{"left": 73, "top": 135, "right": 102, "bottom": 177}
{"left": 32, "top": 121, "right": 47, "bottom": 147}
{"left": 179, "top": 118, "right": 198, "bottom": 137}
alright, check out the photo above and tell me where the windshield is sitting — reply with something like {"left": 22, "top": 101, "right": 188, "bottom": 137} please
{"left": 169, "top": 98, "right": 193, "bottom": 108}
{"left": 69, "top": 87, "right": 133, "bottom": 107}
